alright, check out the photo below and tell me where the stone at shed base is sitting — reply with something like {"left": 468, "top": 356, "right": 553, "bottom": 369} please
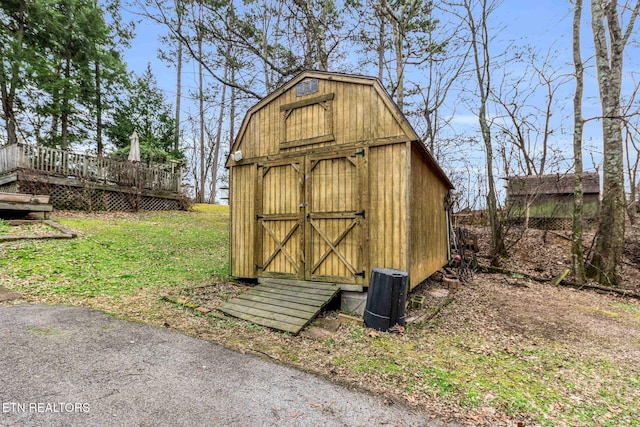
{"left": 340, "top": 291, "right": 367, "bottom": 316}
{"left": 443, "top": 276, "right": 460, "bottom": 290}
{"left": 301, "top": 326, "right": 335, "bottom": 340}
{"left": 337, "top": 313, "right": 364, "bottom": 326}
{"left": 427, "top": 288, "right": 449, "bottom": 298}
{"left": 0, "top": 286, "right": 21, "bottom": 301}
{"left": 316, "top": 317, "right": 341, "bottom": 332}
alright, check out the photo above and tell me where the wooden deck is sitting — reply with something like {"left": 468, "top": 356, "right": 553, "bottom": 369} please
{"left": 218, "top": 279, "right": 340, "bottom": 334}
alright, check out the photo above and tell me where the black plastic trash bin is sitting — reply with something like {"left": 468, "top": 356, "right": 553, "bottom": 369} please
{"left": 363, "top": 268, "right": 408, "bottom": 331}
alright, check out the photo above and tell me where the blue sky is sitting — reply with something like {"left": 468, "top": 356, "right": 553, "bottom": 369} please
{"left": 122, "top": 2, "right": 581, "bottom": 100}
{"left": 120, "top": 1, "right": 640, "bottom": 179}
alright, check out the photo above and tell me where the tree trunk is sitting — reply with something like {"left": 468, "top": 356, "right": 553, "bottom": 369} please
{"left": 95, "top": 61, "right": 103, "bottom": 156}
{"left": 209, "top": 56, "right": 229, "bottom": 204}
{"left": 198, "top": 18, "right": 205, "bottom": 204}
{"left": 587, "top": 0, "right": 639, "bottom": 287}
{"left": 393, "top": 20, "right": 404, "bottom": 113}
{"left": 467, "top": 0, "right": 505, "bottom": 262}
{"left": 174, "top": 0, "right": 183, "bottom": 153}
{"left": 61, "top": 56, "right": 71, "bottom": 150}
{"left": 376, "top": 1, "right": 385, "bottom": 81}
{"left": 572, "top": 0, "right": 585, "bottom": 284}
{"left": 1, "top": 0, "right": 25, "bottom": 145}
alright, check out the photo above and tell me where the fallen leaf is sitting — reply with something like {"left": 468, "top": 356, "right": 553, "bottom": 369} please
{"left": 368, "top": 330, "right": 380, "bottom": 338}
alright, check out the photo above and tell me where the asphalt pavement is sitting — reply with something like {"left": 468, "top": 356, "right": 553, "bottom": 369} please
{"left": 0, "top": 305, "right": 457, "bottom": 426}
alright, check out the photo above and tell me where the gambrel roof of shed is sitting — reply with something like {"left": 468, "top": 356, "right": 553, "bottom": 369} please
{"left": 226, "top": 70, "right": 453, "bottom": 189}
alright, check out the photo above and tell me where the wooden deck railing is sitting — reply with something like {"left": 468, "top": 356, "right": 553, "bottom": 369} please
{"left": 0, "top": 143, "right": 182, "bottom": 193}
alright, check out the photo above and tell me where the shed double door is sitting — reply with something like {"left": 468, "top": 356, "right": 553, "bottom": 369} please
{"left": 255, "top": 151, "right": 366, "bottom": 285}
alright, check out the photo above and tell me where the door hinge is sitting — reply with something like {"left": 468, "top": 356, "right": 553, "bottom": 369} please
{"left": 355, "top": 271, "right": 366, "bottom": 278}
{"left": 256, "top": 214, "right": 264, "bottom": 220}
{"left": 257, "top": 164, "right": 263, "bottom": 169}
{"left": 255, "top": 264, "right": 263, "bottom": 270}
{"left": 355, "top": 210, "right": 366, "bottom": 219}
{"left": 355, "top": 149, "right": 365, "bottom": 156}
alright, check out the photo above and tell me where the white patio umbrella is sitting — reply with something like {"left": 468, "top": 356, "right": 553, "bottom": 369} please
{"left": 128, "top": 130, "right": 140, "bottom": 162}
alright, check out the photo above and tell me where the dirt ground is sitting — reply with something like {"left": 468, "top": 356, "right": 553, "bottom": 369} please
{"left": 179, "top": 223, "right": 640, "bottom": 425}
{"left": 423, "top": 222, "right": 640, "bottom": 366}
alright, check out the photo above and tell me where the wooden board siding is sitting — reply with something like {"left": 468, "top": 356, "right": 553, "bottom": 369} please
{"left": 368, "top": 143, "right": 408, "bottom": 276}
{"left": 232, "top": 78, "right": 407, "bottom": 160}
{"left": 306, "top": 153, "right": 365, "bottom": 284}
{"left": 256, "top": 160, "right": 304, "bottom": 278}
{"left": 506, "top": 172, "right": 600, "bottom": 196}
{"left": 409, "top": 144, "right": 450, "bottom": 289}
{"left": 230, "top": 164, "right": 256, "bottom": 278}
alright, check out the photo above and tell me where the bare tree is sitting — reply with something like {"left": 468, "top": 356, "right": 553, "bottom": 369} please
{"left": 416, "top": 7, "right": 471, "bottom": 155}
{"left": 174, "top": 0, "right": 183, "bottom": 153}
{"left": 457, "top": 0, "right": 506, "bottom": 262}
{"left": 492, "top": 47, "right": 569, "bottom": 177}
{"left": 352, "top": 0, "right": 443, "bottom": 113}
{"left": 622, "top": 74, "right": 640, "bottom": 223}
{"left": 587, "top": 0, "right": 640, "bottom": 287}
{"left": 572, "top": 0, "right": 586, "bottom": 284}
{"left": 208, "top": 43, "right": 231, "bottom": 204}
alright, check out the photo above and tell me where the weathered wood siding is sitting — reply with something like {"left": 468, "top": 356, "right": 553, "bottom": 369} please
{"left": 306, "top": 153, "right": 365, "bottom": 284}
{"left": 235, "top": 78, "right": 406, "bottom": 159}
{"left": 256, "top": 160, "right": 304, "bottom": 278}
{"left": 368, "top": 143, "right": 409, "bottom": 275}
{"left": 230, "top": 164, "right": 256, "bottom": 278}
{"left": 409, "top": 145, "right": 450, "bottom": 289}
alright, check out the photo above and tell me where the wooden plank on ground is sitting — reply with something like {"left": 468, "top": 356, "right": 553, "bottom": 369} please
{"left": 247, "top": 288, "right": 329, "bottom": 305}
{"left": 219, "top": 301, "right": 308, "bottom": 326}
{"left": 259, "top": 278, "right": 338, "bottom": 290}
{"left": 258, "top": 281, "right": 337, "bottom": 297}
{"left": 218, "top": 306, "right": 302, "bottom": 334}
{"left": 218, "top": 280, "right": 340, "bottom": 335}
{"left": 226, "top": 300, "right": 314, "bottom": 322}
{"left": 0, "top": 201, "right": 53, "bottom": 212}
{"left": 234, "top": 293, "right": 319, "bottom": 315}
{"left": 256, "top": 283, "right": 334, "bottom": 300}
{"left": 0, "top": 192, "right": 49, "bottom": 204}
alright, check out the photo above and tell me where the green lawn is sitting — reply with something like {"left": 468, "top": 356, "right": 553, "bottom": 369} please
{"left": 0, "top": 209, "right": 228, "bottom": 303}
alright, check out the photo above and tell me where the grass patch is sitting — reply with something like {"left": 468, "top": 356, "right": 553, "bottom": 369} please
{"left": 0, "top": 210, "right": 228, "bottom": 303}
{"left": 190, "top": 203, "right": 229, "bottom": 213}
{"left": 0, "top": 219, "right": 11, "bottom": 234}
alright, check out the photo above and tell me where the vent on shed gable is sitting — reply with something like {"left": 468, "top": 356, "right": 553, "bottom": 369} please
{"left": 296, "top": 79, "right": 319, "bottom": 97}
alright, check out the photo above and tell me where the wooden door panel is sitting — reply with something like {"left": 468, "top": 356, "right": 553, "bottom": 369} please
{"left": 305, "top": 154, "right": 365, "bottom": 284}
{"left": 256, "top": 162, "right": 303, "bottom": 278}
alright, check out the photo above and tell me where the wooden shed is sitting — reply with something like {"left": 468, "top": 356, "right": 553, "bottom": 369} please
{"left": 505, "top": 172, "right": 600, "bottom": 228}
{"left": 226, "top": 71, "right": 453, "bottom": 292}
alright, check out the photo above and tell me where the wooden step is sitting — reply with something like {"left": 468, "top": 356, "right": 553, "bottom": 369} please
{"left": 218, "top": 280, "right": 340, "bottom": 335}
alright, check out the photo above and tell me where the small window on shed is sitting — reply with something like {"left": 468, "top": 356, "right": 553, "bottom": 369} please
{"left": 296, "top": 79, "right": 319, "bottom": 97}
